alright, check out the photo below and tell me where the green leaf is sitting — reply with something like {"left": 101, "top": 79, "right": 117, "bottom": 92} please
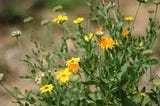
{"left": 19, "top": 75, "right": 32, "bottom": 79}
{"left": 14, "top": 87, "right": 20, "bottom": 98}
{"left": 148, "top": 59, "right": 159, "bottom": 66}
{"left": 117, "top": 61, "right": 130, "bottom": 81}
{"left": 142, "top": 49, "right": 153, "bottom": 55}
{"left": 25, "top": 90, "right": 31, "bottom": 100}
{"left": 25, "top": 102, "right": 29, "bottom": 106}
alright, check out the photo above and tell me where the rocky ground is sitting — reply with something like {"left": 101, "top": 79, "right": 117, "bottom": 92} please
{"left": 0, "top": 0, "right": 160, "bottom": 106}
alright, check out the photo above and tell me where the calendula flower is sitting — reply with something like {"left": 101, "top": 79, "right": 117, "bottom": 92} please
{"left": 66, "top": 57, "right": 80, "bottom": 73}
{"left": 139, "top": 42, "right": 144, "bottom": 47}
{"left": 123, "top": 29, "right": 129, "bottom": 38}
{"left": 124, "top": 16, "right": 134, "bottom": 22}
{"left": 84, "top": 33, "right": 94, "bottom": 42}
{"left": 66, "top": 57, "right": 80, "bottom": 65}
{"left": 40, "top": 84, "right": 54, "bottom": 93}
{"left": 95, "top": 27, "right": 104, "bottom": 36}
{"left": 99, "top": 36, "right": 115, "bottom": 49}
{"left": 56, "top": 69, "right": 72, "bottom": 84}
{"left": 73, "top": 17, "right": 84, "bottom": 24}
{"left": 53, "top": 15, "right": 68, "bottom": 24}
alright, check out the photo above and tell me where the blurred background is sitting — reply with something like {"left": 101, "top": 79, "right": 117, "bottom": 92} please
{"left": 0, "top": 0, "right": 160, "bottom": 106}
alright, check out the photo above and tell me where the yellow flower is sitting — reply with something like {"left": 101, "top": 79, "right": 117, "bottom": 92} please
{"left": 73, "top": 17, "right": 84, "bottom": 24}
{"left": 84, "top": 33, "right": 94, "bottom": 42}
{"left": 56, "top": 69, "right": 72, "bottom": 84}
{"left": 40, "top": 84, "right": 54, "bottom": 93}
{"left": 53, "top": 15, "right": 68, "bottom": 24}
{"left": 124, "top": 16, "right": 134, "bottom": 22}
{"left": 95, "top": 27, "right": 104, "bottom": 36}
{"left": 139, "top": 42, "right": 144, "bottom": 47}
{"left": 66, "top": 57, "right": 80, "bottom": 65}
{"left": 66, "top": 57, "right": 80, "bottom": 73}
{"left": 123, "top": 29, "right": 129, "bottom": 38}
{"left": 99, "top": 36, "right": 115, "bottom": 49}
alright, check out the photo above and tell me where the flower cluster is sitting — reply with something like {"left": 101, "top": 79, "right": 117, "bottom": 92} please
{"left": 3, "top": 0, "right": 160, "bottom": 105}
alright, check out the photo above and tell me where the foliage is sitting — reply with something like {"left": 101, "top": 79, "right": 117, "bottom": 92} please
{"left": 1, "top": 0, "right": 160, "bottom": 106}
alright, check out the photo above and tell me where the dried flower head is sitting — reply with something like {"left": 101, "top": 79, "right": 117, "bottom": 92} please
{"left": 11, "top": 30, "right": 21, "bottom": 38}
{"left": 41, "top": 20, "right": 50, "bottom": 26}
{"left": 24, "top": 16, "right": 34, "bottom": 23}
{"left": 35, "top": 72, "right": 45, "bottom": 84}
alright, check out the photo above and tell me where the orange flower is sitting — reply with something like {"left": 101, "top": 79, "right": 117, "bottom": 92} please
{"left": 67, "top": 63, "right": 79, "bottom": 73}
{"left": 99, "top": 36, "right": 115, "bottom": 49}
{"left": 95, "top": 27, "right": 104, "bottom": 36}
{"left": 66, "top": 57, "right": 80, "bottom": 73}
{"left": 123, "top": 29, "right": 129, "bottom": 38}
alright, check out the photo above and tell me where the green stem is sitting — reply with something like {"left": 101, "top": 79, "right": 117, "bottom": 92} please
{"left": 132, "top": 2, "right": 141, "bottom": 26}
{"left": 16, "top": 37, "right": 25, "bottom": 53}
{"left": 0, "top": 82, "right": 17, "bottom": 99}
{"left": 117, "top": 0, "right": 120, "bottom": 9}
{"left": 154, "top": 4, "right": 159, "bottom": 21}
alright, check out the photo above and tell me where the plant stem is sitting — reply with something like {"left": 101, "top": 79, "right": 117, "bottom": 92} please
{"left": 154, "top": 4, "right": 159, "bottom": 21}
{"left": 117, "top": 0, "right": 120, "bottom": 9}
{"left": 0, "top": 82, "right": 17, "bottom": 99}
{"left": 132, "top": 2, "right": 141, "bottom": 26}
{"left": 16, "top": 37, "right": 25, "bottom": 53}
